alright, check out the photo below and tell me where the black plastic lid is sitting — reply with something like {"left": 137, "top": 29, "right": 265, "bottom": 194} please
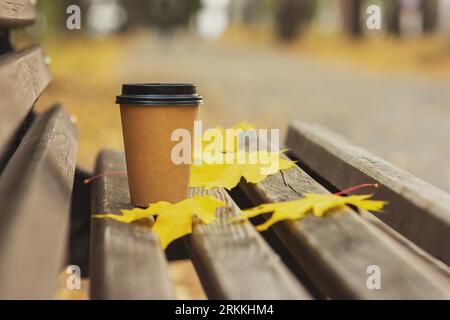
{"left": 116, "top": 83, "right": 203, "bottom": 106}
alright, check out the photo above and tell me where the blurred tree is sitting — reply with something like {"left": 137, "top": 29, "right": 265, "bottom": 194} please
{"left": 36, "top": 0, "right": 85, "bottom": 33}
{"left": 339, "top": 0, "right": 438, "bottom": 39}
{"left": 149, "top": 0, "right": 187, "bottom": 31}
{"left": 229, "top": 0, "right": 260, "bottom": 25}
{"left": 385, "top": 0, "right": 400, "bottom": 36}
{"left": 340, "top": 0, "right": 362, "bottom": 38}
{"left": 313, "top": 0, "right": 340, "bottom": 34}
{"left": 122, "top": 0, "right": 201, "bottom": 34}
{"left": 385, "top": 0, "right": 438, "bottom": 38}
{"left": 275, "top": 0, "right": 314, "bottom": 42}
{"left": 122, "top": 0, "right": 151, "bottom": 27}
{"left": 421, "top": 0, "right": 438, "bottom": 33}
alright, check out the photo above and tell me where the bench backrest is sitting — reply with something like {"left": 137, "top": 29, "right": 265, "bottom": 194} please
{"left": 0, "top": 0, "right": 79, "bottom": 299}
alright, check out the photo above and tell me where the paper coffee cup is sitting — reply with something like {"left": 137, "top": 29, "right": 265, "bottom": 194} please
{"left": 116, "top": 84, "right": 202, "bottom": 207}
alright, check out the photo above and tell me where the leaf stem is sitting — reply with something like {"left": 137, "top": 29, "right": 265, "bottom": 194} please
{"left": 334, "top": 183, "right": 379, "bottom": 196}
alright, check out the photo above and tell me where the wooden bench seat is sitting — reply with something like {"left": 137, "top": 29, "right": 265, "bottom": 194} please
{"left": 239, "top": 154, "right": 450, "bottom": 299}
{"left": 188, "top": 187, "right": 310, "bottom": 299}
{"left": 90, "top": 151, "right": 311, "bottom": 300}
{"left": 89, "top": 151, "right": 173, "bottom": 300}
{"left": 90, "top": 149, "right": 450, "bottom": 299}
{"left": 286, "top": 121, "right": 450, "bottom": 265}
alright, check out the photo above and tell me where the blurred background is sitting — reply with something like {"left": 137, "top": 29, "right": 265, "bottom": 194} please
{"left": 14, "top": 0, "right": 450, "bottom": 194}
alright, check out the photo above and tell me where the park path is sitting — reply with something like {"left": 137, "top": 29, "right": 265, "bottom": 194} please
{"left": 121, "top": 32, "right": 450, "bottom": 193}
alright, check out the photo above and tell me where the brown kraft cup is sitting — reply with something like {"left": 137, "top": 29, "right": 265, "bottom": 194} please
{"left": 116, "top": 84, "right": 202, "bottom": 207}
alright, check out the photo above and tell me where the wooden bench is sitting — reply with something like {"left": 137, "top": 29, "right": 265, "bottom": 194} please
{"left": 1, "top": 0, "right": 449, "bottom": 300}
{"left": 88, "top": 145, "right": 450, "bottom": 299}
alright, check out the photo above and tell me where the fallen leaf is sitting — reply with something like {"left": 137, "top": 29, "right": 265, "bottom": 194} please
{"left": 190, "top": 150, "right": 296, "bottom": 190}
{"left": 230, "top": 121, "right": 257, "bottom": 131}
{"left": 97, "top": 203, "right": 172, "bottom": 223}
{"left": 191, "top": 122, "right": 295, "bottom": 189}
{"left": 95, "top": 196, "right": 226, "bottom": 249}
{"left": 237, "top": 194, "right": 387, "bottom": 231}
{"left": 196, "top": 122, "right": 257, "bottom": 156}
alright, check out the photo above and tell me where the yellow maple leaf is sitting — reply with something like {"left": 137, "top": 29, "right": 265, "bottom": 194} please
{"left": 190, "top": 150, "right": 296, "bottom": 190}
{"left": 237, "top": 194, "right": 387, "bottom": 231}
{"left": 191, "top": 122, "right": 295, "bottom": 189}
{"left": 195, "top": 122, "right": 257, "bottom": 157}
{"left": 95, "top": 196, "right": 226, "bottom": 249}
{"left": 94, "top": 202, "right": 171, "bottom": 223}
{"left": 230, "top": 121, "right": 257, "bottom": 131}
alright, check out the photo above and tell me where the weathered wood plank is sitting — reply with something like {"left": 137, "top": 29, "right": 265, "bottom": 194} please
{"left": 89, "top": 150, "right": 174, "bottom": 300}
{"left": 0, "top": 0, "right": 36, "bottom": 28}
{"left": 188, "top": 187, "right": 311, "bottom": 300}
{"left": 0, "top": 46, "right": 52, "bottom": 166}
{"left": 239, "top": 158, "right": 450, "bottom": 299}
{"left": 0, "top": 105, "right": 78, "bottom": 299}
{"left": 286, "top": 121, "right": 450, "bottom": 264}
{"left": 358, "top": 210, "right": 450, "bottom": 284}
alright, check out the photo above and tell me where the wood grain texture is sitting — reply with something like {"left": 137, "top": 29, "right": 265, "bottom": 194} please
{"left": 286, "top": 121, "right": 450, "bottom": 265}
{"left": 89, "top": 150, "right": 174, "bottom": 300}
{"left": 0, "top": 0, "right": 36, "bottom": 28}
{"left": 0, "top": 105, "right": 78, "bottom": 299}
{"left": 239, "top": 159, "right": 450, "bottom": 299}
{"left": 188, "top": 187, "right": 311, "bottom": 300}
{"left": 358, "top": 210, "right": 450, "bottom": 284}
{"left": 0, "top": 46, "right": 52, "bottom": 165}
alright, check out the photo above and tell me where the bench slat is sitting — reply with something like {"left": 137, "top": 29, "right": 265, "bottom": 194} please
{"left": 89, "top": 150, "right": 174, "bottom": 300}
{"left": 0, "top": 105, "right": 78, "bottom": 299}
{"left": 188, "top": 187, "right": 311, "bottom": 300}
{"left": 0, "top": 0, "right": 36, "bottom": 28}
{"left": 0, "top": 46, "right": 52, "bottom": 166}
{"left": 286, "top": 121, "right": 450, "bottom": 265}
{"left": 239, "top": 159, "right": 450, "bottom": 299}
